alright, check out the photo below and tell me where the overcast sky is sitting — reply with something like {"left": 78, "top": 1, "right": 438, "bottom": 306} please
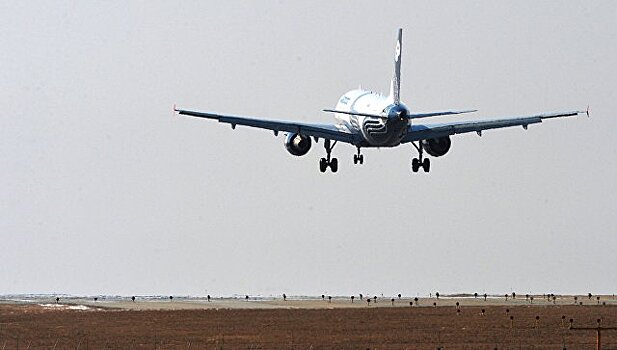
{"left": 1, "top": 1, "right": 616, "bottom": 297}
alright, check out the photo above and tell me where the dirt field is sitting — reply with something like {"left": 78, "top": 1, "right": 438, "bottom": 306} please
{"left": 1, "top": 302, "right": 616, "bottom": 349}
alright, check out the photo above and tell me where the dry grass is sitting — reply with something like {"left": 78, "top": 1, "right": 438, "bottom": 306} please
{"left": 0, "top": 304, "right": 616, "bottom": 349}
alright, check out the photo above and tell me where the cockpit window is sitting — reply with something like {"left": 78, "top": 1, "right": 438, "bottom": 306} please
{"left": 339, "top": 96, "right": 350, "bottom": 105}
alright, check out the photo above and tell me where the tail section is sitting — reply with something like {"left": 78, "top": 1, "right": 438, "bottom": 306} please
{"left": 389, "top": 28, "right": 403, "bottom": 105}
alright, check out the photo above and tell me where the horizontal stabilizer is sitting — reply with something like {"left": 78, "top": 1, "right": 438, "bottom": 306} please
{"left": 323, "top": 109, "right": 386, "bottom": 119}
{"left": 409, "top": 109, "right": 477, "bottom": 119}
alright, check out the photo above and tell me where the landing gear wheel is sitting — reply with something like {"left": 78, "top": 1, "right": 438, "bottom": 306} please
{"left": 330, "top": 158, "right": 338, "bottom": 173}
{"left": 411, "top": 158, "right": 420, "bottom": 173}
{"left": 319, "top": 158, "right": 327, "bottom": 173}
{"left": 354, "top": 147, "right": 364, "bottom": 166}
{"left": 320, "top": 139, "right": 338, "bottom": 173}
{"left": 411, "top": 141, "right": 432, "bottom": 174}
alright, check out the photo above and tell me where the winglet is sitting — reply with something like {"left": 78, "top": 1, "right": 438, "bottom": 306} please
{"left": 586, "top": 104, "right": 590, "bottom": 118}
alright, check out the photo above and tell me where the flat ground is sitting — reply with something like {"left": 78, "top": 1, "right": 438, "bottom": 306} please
{"left": 0, "top": 297, "right": 616, "bottom": 349}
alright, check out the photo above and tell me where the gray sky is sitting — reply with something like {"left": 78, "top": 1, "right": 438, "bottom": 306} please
{"left": 2, "top": 1, "right": 616, "bottom": 297}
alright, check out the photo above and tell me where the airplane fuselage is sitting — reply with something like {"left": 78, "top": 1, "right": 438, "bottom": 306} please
{"left": 334, "top": 89, "right": 409, "bottom": 147}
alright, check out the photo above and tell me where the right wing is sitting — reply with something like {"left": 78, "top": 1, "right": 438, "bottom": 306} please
{"left": 402, "top": 110, "right": 586, "bottom": 143}
{"left": 176, "top": 107, "right": 358, "bottom": 144}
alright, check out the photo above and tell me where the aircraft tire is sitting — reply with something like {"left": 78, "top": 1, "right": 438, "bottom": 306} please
{"left": 319, "top": 158, "right": 328, "bottom": 173}
{"left": 423, "top": 158, "right": 430, "bottom": 172}
{"left": 331, "top": 158, "right": 338, "bottom": 173}
{"left": 411, "top": 158, "right": 419, "bottom": 172}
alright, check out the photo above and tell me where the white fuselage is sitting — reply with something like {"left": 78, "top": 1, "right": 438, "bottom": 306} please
{"left": 334, "top": 89, "right": 410, "bottom": 147}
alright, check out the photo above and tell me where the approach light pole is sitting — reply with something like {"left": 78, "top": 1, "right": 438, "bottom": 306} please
{"left": 569, "top": 319, "right": 617, "bottom": 350}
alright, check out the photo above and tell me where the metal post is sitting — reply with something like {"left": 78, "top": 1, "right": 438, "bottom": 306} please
{"left": 569, "top": 325, "right": 617, "bottom": 350}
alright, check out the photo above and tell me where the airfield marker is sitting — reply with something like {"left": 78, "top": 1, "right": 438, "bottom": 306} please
{"left": 569, "top": 318, "right": 617, "bottom": 350}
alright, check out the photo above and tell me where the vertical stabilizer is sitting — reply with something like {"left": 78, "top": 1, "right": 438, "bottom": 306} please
{"left": 389, "top": 28, "right": 403, "bottom": 105}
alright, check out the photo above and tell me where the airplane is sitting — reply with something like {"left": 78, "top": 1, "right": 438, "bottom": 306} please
{"left": 175, "top": 28, "right": 587, "bottom": 174}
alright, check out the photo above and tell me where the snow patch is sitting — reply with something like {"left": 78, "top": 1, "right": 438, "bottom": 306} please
{"left": 39, "top": 304, "right": 93, "bottom": 311}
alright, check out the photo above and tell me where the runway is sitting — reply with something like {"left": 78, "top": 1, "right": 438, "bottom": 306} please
{"left": 2, "top": 293, "right": 615, "bottom": 310}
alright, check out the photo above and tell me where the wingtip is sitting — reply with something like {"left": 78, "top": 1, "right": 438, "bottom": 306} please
{"left": 586, "top": 104, "right": 590, "bottom": 118}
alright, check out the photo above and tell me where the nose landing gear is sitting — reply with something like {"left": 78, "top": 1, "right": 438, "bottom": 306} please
{"left": 411, "top": 142, "right": 430, "bottom": 173}
{"left": 319, "top": 139, "right": 338, "bottom": 173}
{"left": 353, "top": 147, "right": 364, "bottom": 165}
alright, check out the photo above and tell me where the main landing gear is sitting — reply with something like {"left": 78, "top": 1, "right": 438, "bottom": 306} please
{"left": 319, "top": 139, "right": 338, "bottom": 173}
{"left": 411, "top": 142, "right": 430, "bottom": 173}
{"left": 353, "top": 147, "right": 364, "bottom": 165}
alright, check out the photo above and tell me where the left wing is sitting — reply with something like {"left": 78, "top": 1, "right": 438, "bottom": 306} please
{"left": 176, "top": 107, "right": 358, "bottom": 144}
{"left": 402, "top": 110, "right": 586, "bottom": 143}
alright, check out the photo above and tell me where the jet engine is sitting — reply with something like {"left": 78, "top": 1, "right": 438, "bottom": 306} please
{"left": 284, "top": 133, "right": 312, "bottom": 156}
{"left": 421, "top": 136, "right": 451, "bottom": 157}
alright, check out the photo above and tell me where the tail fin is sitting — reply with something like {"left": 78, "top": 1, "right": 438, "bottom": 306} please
{"left": 389, "top": 28, "right": 403, "bottom": 105}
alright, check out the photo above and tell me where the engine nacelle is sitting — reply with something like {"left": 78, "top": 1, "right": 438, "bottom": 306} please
{"left": 421, "top": 136, "right": 451, "bottom": 157}
{"left": 284, "top": 133, "right": 312, "bottom": 156}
